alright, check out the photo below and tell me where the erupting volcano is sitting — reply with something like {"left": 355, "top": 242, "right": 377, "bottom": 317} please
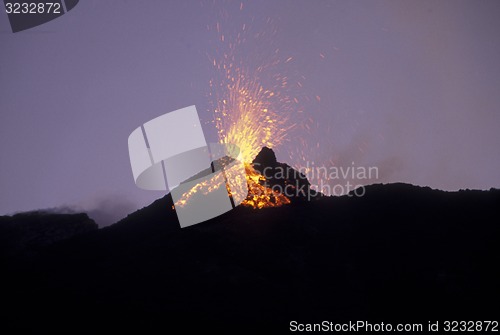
{"left": 191, "top": 15, "right": 309, "bottom": 210}
{"left": 207, "top": 65, "right": 297, "bottom": 209}
{"left": 173, "top": 146, "right": 319, "bottom": 211}
{"left": 175, "top": 64, "right": 300, "bottom": 209}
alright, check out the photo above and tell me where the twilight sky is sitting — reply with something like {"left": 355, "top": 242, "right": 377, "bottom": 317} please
{"left": 1, "top": 0, "right": 499, "bottom": 225}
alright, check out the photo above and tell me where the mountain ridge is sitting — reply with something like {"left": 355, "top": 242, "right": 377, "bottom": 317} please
{"left": 2, "top": 148, "right": 499, "bottom": 333}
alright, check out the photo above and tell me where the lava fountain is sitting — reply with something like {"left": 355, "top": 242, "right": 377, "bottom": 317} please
{"left": 175, "top": 13, "right": 302, "bottom": 209}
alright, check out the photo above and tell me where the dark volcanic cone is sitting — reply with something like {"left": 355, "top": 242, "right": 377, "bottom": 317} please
{"left": 252, "top": 147, "right": 322, "bottom": 202}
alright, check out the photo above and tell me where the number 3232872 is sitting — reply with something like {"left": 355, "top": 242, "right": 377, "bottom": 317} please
{"left": 5, "top": 2, "right": 61, "bottom": 14}
{"left": 443, "top": 321, "right": 498, "bottom": 332}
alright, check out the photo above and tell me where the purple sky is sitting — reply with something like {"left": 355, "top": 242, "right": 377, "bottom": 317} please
{"left": 1, "top": 1, "right": 500, "bottom": 225}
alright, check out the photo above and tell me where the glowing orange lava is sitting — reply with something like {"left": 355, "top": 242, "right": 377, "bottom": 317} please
{"left": 241, "top": 163, "right": 290, "bottom": 209}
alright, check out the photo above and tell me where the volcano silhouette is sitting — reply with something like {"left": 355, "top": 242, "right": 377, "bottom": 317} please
{"left": 2, "top": 148, "right": 499, "bottom": 334}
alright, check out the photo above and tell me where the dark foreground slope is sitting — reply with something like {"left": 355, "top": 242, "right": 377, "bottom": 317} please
{"left": 2, "top": 182, "right": 499, "bottom": 334}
